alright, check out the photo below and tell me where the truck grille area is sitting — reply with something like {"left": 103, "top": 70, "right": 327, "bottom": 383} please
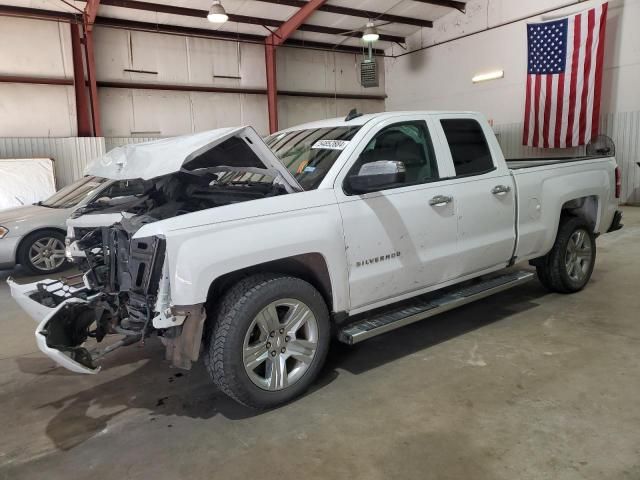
{"left": 76, "top": 223, "right": 166, "bottom": 333}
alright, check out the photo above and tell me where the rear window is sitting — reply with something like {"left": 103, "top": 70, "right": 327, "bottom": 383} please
{"left": 440, "top": 119, "right": 494, "bottom": 176}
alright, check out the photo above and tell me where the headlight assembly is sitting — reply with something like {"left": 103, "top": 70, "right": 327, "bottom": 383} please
{"left": 0, "top": 226, "right": 8, "bottom": 239}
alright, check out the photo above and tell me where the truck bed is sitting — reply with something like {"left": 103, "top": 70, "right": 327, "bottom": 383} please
{"left": 507, "top": 155, "right": 608, "bottom": 170}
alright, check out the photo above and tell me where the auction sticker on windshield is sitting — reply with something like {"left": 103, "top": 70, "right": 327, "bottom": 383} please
{"left": 311, "top": 139, "right": 349, "bottom": 150}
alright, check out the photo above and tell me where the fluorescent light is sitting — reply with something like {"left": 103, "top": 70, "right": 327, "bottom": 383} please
{"left": 208, "top": 1, "right": 228, "bottom": 23}
{"left": 362, "top": 22, "right": 380, "bottom": 43}
{"left": 472, "top": 70, "right": 504, "bottom": 83}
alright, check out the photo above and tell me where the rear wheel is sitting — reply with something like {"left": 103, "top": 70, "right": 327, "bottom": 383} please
{"left": 536, "top": 216, "right": 596, "bottom": 293}
{"left": 205, "top": 273, "right": 330, "bottom": 409}
{"left": 18, "top": 229, "right": 68, "bottom": 275}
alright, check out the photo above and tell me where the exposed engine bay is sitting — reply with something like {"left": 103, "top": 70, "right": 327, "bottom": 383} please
{"left": 17, "top": 131, "right": 297, "bottom": 373}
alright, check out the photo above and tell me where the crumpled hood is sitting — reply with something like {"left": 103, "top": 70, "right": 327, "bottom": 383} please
{"left": 85, "top": 126, "right": 302, "bottom": 192}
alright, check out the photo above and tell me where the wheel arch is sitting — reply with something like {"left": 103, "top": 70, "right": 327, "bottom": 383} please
{"left": 205, "top": 253, "right": 334, "bottom": 314}
{"left": 561, "top": 195, "right": 599, "bottom": 231}
{"left": 15, "top": 227, "right": 67, "bottom": 263}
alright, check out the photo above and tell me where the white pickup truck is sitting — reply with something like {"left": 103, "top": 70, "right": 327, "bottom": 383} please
{"left": 9, "top": 111, "right": 623, "bottom": 408}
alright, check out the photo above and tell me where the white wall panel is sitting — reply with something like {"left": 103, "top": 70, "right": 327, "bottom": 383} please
{"left": 278, "top": 96, "right": 384, "bottom": 128}
{"left": 0, "top": 17, "right": 72, "bottom": 78}
{"left": 0, "top": 137, "right": 105, "bottom": 188}
{"left": 0, "top": 84, "right": 76, "bottom": 137}
{"left": 240, "top": 94, "right": 269, "bottom": 134}
{"left": 191, "top": 92, "right": 243, "bottom": 130}
{"left": 131, "top": 90, "right": 192, "bottom": 135}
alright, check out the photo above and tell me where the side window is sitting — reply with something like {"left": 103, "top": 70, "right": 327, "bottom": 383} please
{"left": 346, "top": 120, "right": 439, "bottom": 192}
{"left": 440, "top": 119, "right": 494, "bottom": 177}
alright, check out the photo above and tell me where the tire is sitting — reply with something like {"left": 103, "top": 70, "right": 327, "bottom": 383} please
{"left": 205, "top": 273, "right": 330, "bottom": 409}
{"left": 535, "top": 215, "right": 596, "bottom": 293}
{"left": 17, "top": 229, "right": 69, "bottom": 275}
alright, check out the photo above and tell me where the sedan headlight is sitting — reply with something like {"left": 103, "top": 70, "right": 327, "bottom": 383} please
{"left": 0, "top": 226, "right": 8, "bottom": 239}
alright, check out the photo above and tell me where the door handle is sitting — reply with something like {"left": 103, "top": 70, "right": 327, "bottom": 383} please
{"left": 429, "top": 195, "right": 453, "bottom": 207}
{"left": 491, "top": 185, "right": 511, "bottom": 196}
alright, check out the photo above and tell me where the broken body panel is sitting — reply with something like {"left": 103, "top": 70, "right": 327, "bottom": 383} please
{"left": 9, "top": 126, "right": 302, "bottom": 373}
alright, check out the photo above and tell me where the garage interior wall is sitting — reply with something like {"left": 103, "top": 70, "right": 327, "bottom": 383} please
{"left": 0, "top": 16, "right": 385, "bottom": 139}
{"left": 384, "top": 0, "right": 640, "bottom": 204}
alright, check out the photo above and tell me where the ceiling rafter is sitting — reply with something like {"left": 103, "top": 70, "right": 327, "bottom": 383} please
{"left": 95, "top": 0, "right": 406, "bottom": 43}
{"left": 411, "top": 0, "right": 466, "bottom": 13}
{"left": 0, "top": 5, "right": 385, "bottom": 54}
{"left": 254, "top": 0, "right": 433, "bottom": 28}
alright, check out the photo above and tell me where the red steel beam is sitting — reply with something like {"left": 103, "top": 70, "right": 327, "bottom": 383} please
{"left": 0, "top": 75, "right": 73, "bottom": 86}
{"left": 70, "top": 23, "right": 92, "bottom": 136}
{"left": 266, "top": 0, "right": 327, "bottom": 133}
{"left": 83, "top": 0, "right": 102, "bottom": 136}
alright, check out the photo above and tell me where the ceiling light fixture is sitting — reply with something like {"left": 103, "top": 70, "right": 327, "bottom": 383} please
{"left": 362, "top": 22, "right": 380, "bottom": 43}
{"left": 472, "top": 70, "right": 504, "bottom": 83}
{"left": 207, "top": 1, "right": 229, "bottom": 23}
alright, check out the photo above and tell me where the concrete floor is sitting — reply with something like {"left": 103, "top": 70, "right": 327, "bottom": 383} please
{"left": 0, "top": 207, "right": 639, "bottom": 480}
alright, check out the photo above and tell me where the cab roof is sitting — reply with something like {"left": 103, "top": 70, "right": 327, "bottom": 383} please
{"left": 275, "top": 111, "right": 482, "bottom": 134}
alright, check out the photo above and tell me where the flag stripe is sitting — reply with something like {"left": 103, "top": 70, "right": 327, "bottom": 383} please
{"left": 528, "top": 74, "right": 536, "bottom": 145}
{"left": 533, "top": 74, "right": 542, "bottom": 147}
{"left": 523, "top": 74, "right": 532, "bottom": 144}
{"left": 560, "top": 22, "right": 575, "bottom": 147}
{"left": 543, "top": 74, "right": 553, "bottom": 147}
{"left": 579, "top": 8, "right": 596, "bottom": 145}
{"left": 566, "top": 13, "right": 581, "bottom": 147}
{"left": 592, "top": 2, "right": 608, "bottom": 139}
{"left": 554, "top": 72, "right": 565, "bottom": 146}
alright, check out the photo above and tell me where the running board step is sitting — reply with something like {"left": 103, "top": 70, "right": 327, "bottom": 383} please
{"left": 338, "top": 270, "right": 535, "bottom": 345}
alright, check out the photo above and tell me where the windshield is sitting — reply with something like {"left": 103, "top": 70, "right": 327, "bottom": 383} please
{"left": 265, "top": 126, "right": 361, "bottom": 190}
{"left": 41, "top": 176, "right": 106, "bottom": 209}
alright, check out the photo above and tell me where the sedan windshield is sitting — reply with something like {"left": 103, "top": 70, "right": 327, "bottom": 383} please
{"left": 266, "top": 126, "right": 361, "bottom": 190}
{"left": 41, "top": 176, "right": 106, "bottom": 209}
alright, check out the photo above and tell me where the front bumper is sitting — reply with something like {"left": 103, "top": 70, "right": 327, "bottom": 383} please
{"left": 607, "top": 210, "right": 623, "bottom": 233}
{"left": 0, "top": 236, "right": 21, "bottom": 269}
{"left": 8, "top": 278, "right": 99, "bottom": 374}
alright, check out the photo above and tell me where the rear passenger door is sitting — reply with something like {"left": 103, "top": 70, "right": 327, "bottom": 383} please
{"left": 432, "top": 115, "right": 516, "bottom": 276}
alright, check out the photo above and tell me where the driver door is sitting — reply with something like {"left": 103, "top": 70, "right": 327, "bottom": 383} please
{"left": 335, "top": 117, "right": 459, "bottom": 312}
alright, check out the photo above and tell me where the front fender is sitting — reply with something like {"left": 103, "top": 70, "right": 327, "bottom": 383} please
{"left": 164, "top": 203, "right": 349, "bottom": 311}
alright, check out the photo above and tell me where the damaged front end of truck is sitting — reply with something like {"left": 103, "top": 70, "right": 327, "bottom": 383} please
{"left": 8, "top": 126, "right": 302, "bottom": 374}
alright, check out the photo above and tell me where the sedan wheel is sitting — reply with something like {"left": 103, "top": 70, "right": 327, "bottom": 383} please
{"left": 18, "top": 230, "right": 69, "bottom": 275}
{"left": 29, "top": 237, "right": 66, "bottom": 272}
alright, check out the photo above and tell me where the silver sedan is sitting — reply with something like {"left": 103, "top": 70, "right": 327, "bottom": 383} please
{"left": 0, "top": 177, "right": 108, "bottom": 275}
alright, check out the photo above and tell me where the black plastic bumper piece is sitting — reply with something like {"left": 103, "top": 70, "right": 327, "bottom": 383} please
{"left": 607, "top": 210, "right": 623, "bottom": 233}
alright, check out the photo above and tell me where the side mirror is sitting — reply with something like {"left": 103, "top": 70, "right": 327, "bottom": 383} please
{"left": 346, "top": 160, "right": 406, "bottom": 194}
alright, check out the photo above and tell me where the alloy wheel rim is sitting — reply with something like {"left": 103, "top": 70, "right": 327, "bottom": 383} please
{"left": 565, "top": 229, "right": 592, "bottom": 282}
{"left": 29, "top": 237, "right": 66, "bottom": 271}
{"left": 243, "top": 298, "right": 318, "bottom": 391}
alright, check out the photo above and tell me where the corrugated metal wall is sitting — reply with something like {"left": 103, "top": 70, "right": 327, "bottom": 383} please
{"left": 0, "top": 137, "right": 105, "bottom": 188}
{"left": 494, "top": 110, "right": 640, "bottom": 205}
{"left": 105, "top": 137, "right": 159, "bottom": 152}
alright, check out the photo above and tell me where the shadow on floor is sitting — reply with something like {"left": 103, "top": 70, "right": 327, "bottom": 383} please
{"left": 32, "top": 279, "right": 547, "bottom": 451}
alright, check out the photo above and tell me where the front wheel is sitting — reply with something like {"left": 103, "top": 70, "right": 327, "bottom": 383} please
{"left": 205, "top": 273, "right": 330, "bottom": 409}
{"left": 536, "top": 216, "right": 596, "bottom": 293}
{"left": 18, "top": 229, "right": 69, "bottom": 275}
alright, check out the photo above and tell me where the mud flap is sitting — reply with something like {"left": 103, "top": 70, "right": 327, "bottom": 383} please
{"left": 161, "top": 306, "right": 206, "bottom": 370}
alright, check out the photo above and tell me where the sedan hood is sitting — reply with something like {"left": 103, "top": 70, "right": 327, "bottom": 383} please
{"left": 85, "top": 126, "right": 302, "bottom": 192}
{"left": 0, "top": 204, "right": 56, "bottom": 225}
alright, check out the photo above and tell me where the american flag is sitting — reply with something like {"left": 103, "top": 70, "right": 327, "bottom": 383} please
{"left": 523, "top": 3, "right": 608, "bottom": 148}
